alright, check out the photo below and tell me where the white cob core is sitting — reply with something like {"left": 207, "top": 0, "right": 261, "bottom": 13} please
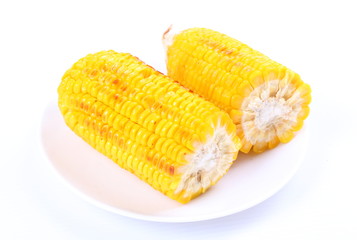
{"left": 241, "top": 80, "right": 302, "bottom": 144}
{"left": 175, "top": 125, "right": 237, "bottom": 196}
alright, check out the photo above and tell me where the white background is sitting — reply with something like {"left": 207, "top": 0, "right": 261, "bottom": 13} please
{"left": 1, "top": 0, "right": 357, "bottom": 239}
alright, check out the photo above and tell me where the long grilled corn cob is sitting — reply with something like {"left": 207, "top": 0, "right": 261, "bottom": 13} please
{"left": 58, "top": 50, "right": 240, "bottom": 203}
{"left": 163, "top": 27, "right": 311, "bottom": 153}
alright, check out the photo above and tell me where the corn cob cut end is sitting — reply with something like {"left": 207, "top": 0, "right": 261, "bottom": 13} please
{"left": 234, "top": 73, "right": 311, "bottom": 153}
{"left": 174, "top": 118, "right": 240, "bottom": 203}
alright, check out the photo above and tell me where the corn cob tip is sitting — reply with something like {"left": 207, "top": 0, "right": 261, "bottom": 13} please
{"left": 162, "top": 25, "right": 186, "bottom": 51}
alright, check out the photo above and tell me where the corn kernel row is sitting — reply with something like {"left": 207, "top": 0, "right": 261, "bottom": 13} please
{"left": 58, "top": 50, "right": 239, "bottom": 203}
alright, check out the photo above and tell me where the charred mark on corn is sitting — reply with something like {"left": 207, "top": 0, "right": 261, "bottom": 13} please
{"left": 58, "top": 50, "right": 240, "bottom": 203}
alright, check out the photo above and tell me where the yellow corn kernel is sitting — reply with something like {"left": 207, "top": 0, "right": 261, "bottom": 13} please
{"left": 164, "top": 27, "right": 312, "bottom": 153}
{"left": 58, "top": 50, "right": 240, "bottom": 203}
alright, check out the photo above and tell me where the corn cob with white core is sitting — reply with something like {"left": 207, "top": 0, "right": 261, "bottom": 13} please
{"left": 57, "top": 50, "right": 240, "bottom": 203}
{"left": 163, "top": 27, "right": 311, "bottom": 153}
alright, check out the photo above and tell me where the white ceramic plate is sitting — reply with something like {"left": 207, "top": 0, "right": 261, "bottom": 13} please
{"left": 40, "top": 101, "right": 309, "bottom": 222}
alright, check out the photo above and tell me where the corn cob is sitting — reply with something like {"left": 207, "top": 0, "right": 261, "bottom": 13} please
{"left": 57, "top": 50, "right": 240, "bottom": 203}
{"left": 163, "top": 27, "right": 311, "bottom": 153}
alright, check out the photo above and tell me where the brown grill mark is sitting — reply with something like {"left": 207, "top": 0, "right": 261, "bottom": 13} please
{"left": 202, "top": 39, "right": 236, "bottom": 56}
